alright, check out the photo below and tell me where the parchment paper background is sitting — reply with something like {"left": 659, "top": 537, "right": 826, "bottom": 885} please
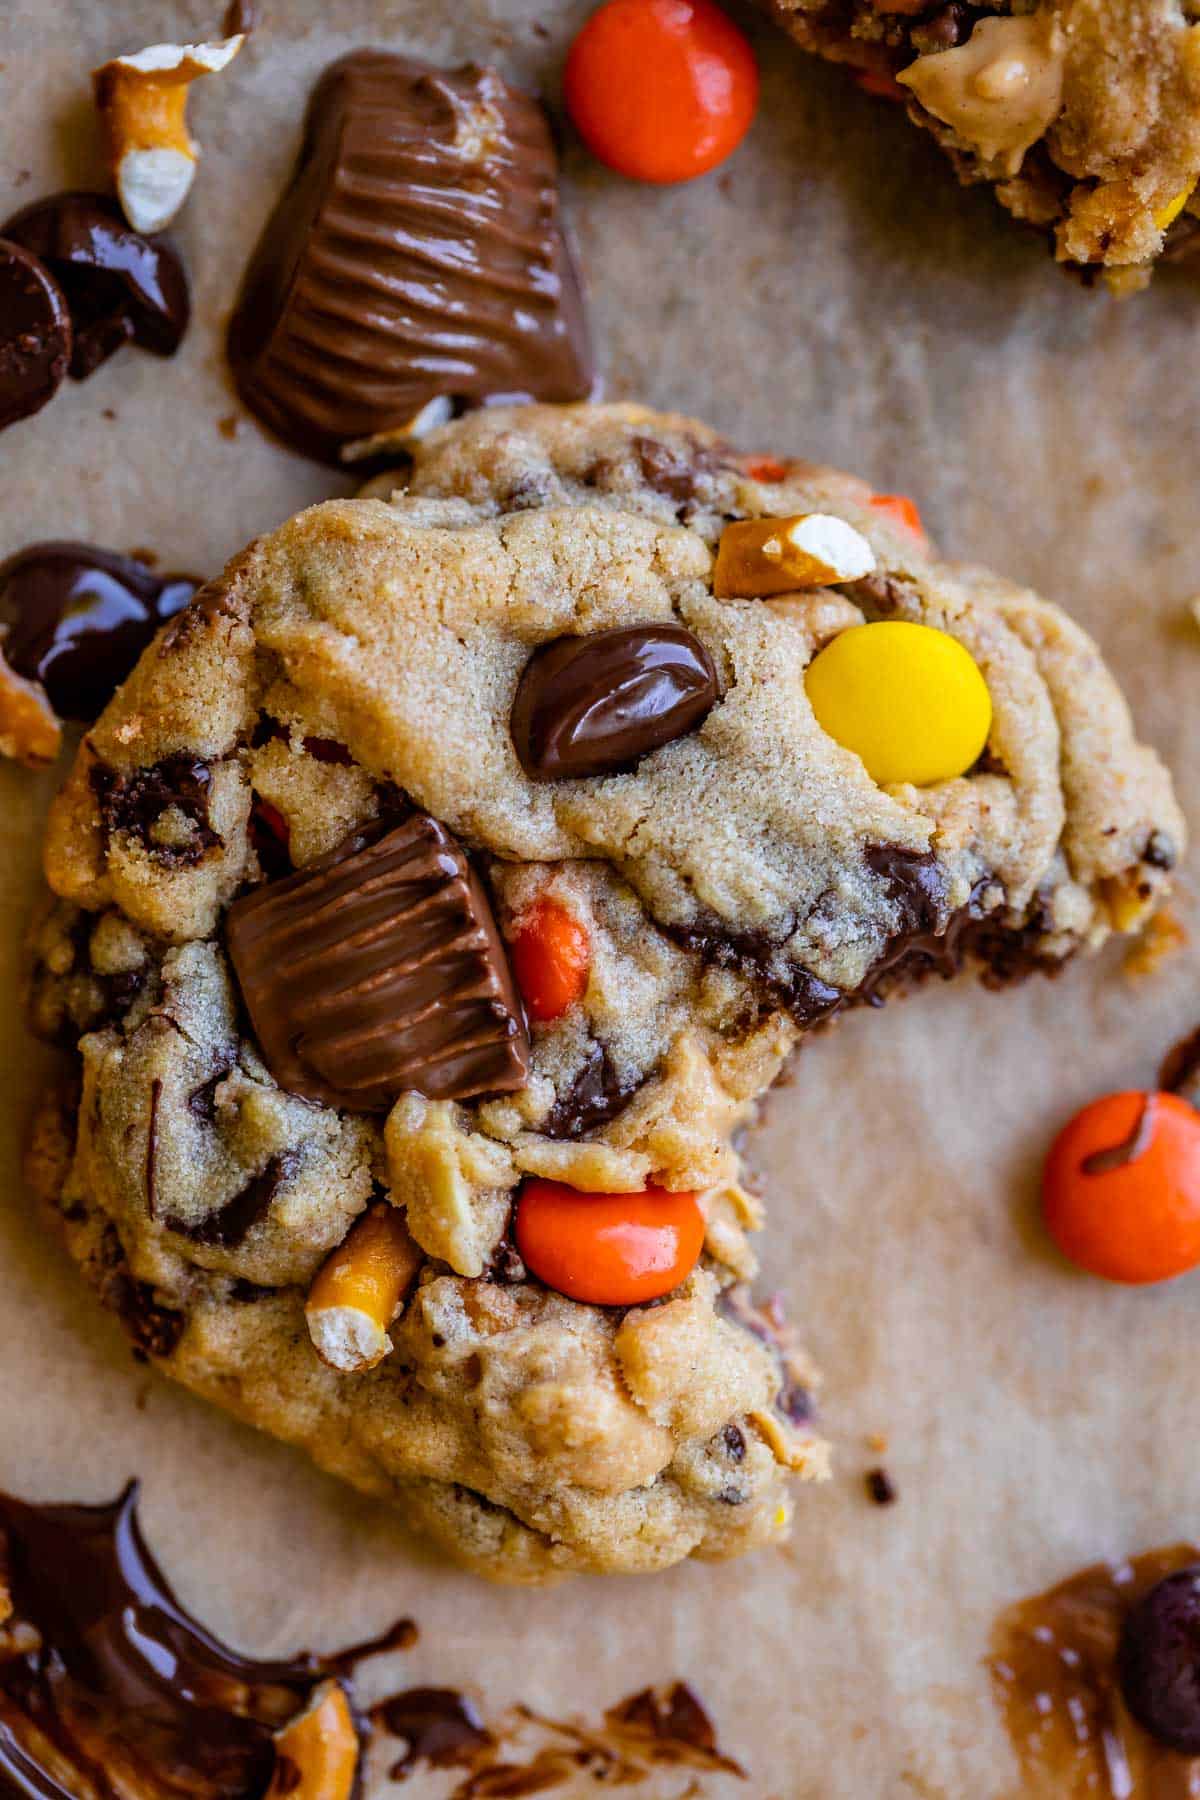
{"left": 2, "top": 3, "right": 1199, "bottom": 1794}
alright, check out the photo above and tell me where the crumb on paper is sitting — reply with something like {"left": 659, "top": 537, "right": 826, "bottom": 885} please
{"left": 866, "top": 1467, "right": 897, "bottom": 1507}
{"left": 866, "top": 1431, "right": 889, "bottom": 1455}
{"left": 1124, "top": 906, "right": 1188, "bottom": 978}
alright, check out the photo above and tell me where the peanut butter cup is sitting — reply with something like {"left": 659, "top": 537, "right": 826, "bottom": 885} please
{"left": 228, "top": 51, "right": 593, "bottom": 463}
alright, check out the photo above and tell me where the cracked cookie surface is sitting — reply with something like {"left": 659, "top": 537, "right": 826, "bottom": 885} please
{"left": 24, "top": 401, "right": 1182, "bottom": 1581}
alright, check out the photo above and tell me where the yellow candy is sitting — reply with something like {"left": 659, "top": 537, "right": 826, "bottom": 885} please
{"left": 805, "top": 620, "right": 992, "bottom": 788}
{"left": 1154, "top": 183, "right": 1196, "bottom": 232}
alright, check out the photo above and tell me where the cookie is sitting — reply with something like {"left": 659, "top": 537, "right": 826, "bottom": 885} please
{"left": 24, "top": 402, "right": 1181, "bottom": 1581}
{"left": 757, "top": 0, "right": 1200, "bottom": 289}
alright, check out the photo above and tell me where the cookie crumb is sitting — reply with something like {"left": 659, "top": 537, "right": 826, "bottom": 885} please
{"left": 1124, "top": 906, "right": 1188, "bottom": 978}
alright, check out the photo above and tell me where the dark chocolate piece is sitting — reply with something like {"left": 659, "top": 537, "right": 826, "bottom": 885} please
{"left": 227, "top": 51, "right": 593, "bottom": 464}
{"left": 0, "top": 1482, "right": 320, "bottom": 1798}
{"left": 541, "top": 1040, "right": 636, "bottom": 1138}
{"left": 91, "top": 753, "right": 220, "bottom": 865}
{"left": 511, "top": 624, "right": 718, "bottom": 781}
{"left": 225, "top": 815, "right": 531, "bottom": 1111}
{"left": 160, "top": 1150, "right": 300, "bottom": 1248}
{"left": 1, "top": 192, "right": 189, "bottom": 380}
{"left": 633, "top": 434, "right": 726, "bottom": 508}
{"left": 0, "top": 542, "right": 197, "bottom": 722}
{"left": 223, "top": 0, "right": 259, "bottom": 31}
{"left": 668, "top": 919, "right": 844, "bottom": 1027}
{"left": 1080, "top": 1094, "right": 1156, "bottom": 1174}
{"left": 865, "top": 1466, "right": 897, "bottom": 1506}
{"left": 1119, "top": 1565, "right": 1200, "bottom": 1753}
{"left": 0, "top": 238, "right": 71, "bottom": 429}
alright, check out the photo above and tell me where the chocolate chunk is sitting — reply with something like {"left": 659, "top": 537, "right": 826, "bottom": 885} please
{"left": 541, "top": 1041, "right": 636, "bottom": 1138}
{"left": 512, "top": 624, "right": 718, "bottom": 781}
{"left": 1118, "top": 1564, "right": 1200, "bottom": 1752}
{"left": 0, "top": 238, "right": 71, "bottom": 429}
{"left": 0, "top": 1482, "right": 322, "bottom": 1799}
{"left": 864, "top": 845, "right": 947, "bottom": 938}
{"left": 0, "top": 543, "right": 197, "bottom": 722}
{"left": 634, "top": 434, "right": 725, "bottom": 508}
{"left": 866, "top": 1466, "right": 898, "bottom": 1506}
{"left": 91, "top": 754, "right": 220, "bottom": 865}
{"left": 2, "top": 192, "right": 190, "bottom": 380}
{"left": 225, "top": 815, "right": 531, "bottom": 1111}
{"left": 721, "top": 1423, "right": 746, "bottom": 1462}
{"left": 668, "top": 920, "right": 844, "bottom": 1027}
{"left": 1143, "top": 830, "right": 1178, "bottom": 871}
{"left": 161, "top": 1150, "right": 300, "bottom": 1248}
{"left": 227, "top": 51, "right": 593, "bottom": 464}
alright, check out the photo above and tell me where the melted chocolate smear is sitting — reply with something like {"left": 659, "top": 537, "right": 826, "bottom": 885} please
{"left": 990, "top": 1544, "right": 1200, "bottom": 1798}
{"left": 0, "top": 544, "right": 197, "bottom": 722}
{"left": 322, "top": 1617, "right": 418, "bottom": 1677}
{"left": 865, "top": 1467, "right": 897, "bottom": 1507}
{"left": 0, "top": 238, "right": 71, "bottom": 431}
{"left": 1, "top": 194, "right": 189, "bottom": 381}
{"left": 1081, "top": 1095, "right": 1158, "bottom": 1175}
{"left": 0, "top": 1483, "right": 317, "bottom": 1800}
{"left": 222, "top": 0, "right": 259, "bottom": 31}
{"left": 91, "top": 755, "right": 220, "bottom": 866}
{"left": 541, "top": 1042, "right": 636, "bottom": 1139}
{"left": 161, "top": 1150, "right": 300, "bottom": 1249}
{"left": 376, "top": 1688, "right": 493, "bottom": 1777}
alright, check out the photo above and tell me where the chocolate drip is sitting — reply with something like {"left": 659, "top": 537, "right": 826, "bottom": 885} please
{"left": 374, "top": 1687, "right": 492, "bottom": 1777}
{"left": 225, "top": 815, "right": 530, "bottom": 1111}
{"left": 161, "top": 1151, "right": 300, "bottom": 1249}
{"left": 541, "top": 1042, "right": 637, "bottom": 1139}
{"left": 91, "top": 755, "right": 220, "bottom": 865}
{"left": 0, "top": 543, "right": 196, "bottom": 722}
{"left": 0, "top": 1483, "right": 319, "bottom": 1798}
{"left": 1, "top": 193, "right": 189, "bottom": 381}
{"left": 228, "top": 51, "right": 593, "bottom": 464}
{"left": 0, "top": 239, "right": 70, "bottom": 431}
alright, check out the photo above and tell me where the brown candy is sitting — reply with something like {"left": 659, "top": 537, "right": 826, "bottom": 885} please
{"left": 227, "top": 51, "right": 593, "bottom": 464}
{"left": 511, "top": 624, "right": 718, "bottom": 781}
{"left": 225, "top": 815, "right": 530, "bottom": 1111}
{"left": 0, "top": 238, "right": 71, "bottom": 430}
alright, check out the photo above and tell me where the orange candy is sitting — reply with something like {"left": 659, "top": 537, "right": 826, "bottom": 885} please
{"left": 869, "top": 493, "right": 926, "bottom": 540}
{"left": 511, "top": 898, "right": 591, "bottom": 1023}
{"left": 1042, "top": 1090, "right": 1200, "bottom": 1284}
{"left": 564, "top": 0, "right": 759, "bottom": 184}
{"left": 853, "top": 68, "right": 909, "bottom": 102}
{"left": 743, "top": 454, "right": 790, "bottom": 483}
{"left": 515, "top": 1179, "right": 705, "bottom": 1305}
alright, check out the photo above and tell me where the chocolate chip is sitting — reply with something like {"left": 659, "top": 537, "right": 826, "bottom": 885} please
{"left": 721, "top": 1423, "right": 746, "bottom": 1462}
{"left": 485, "top": 1239, "right": 527, "bottom": 1285}
{"left": 668, "top": 921, "right": 844, "bottom": 1027}
{"left": 227, "top": 52, "right": 592, "bottom": 464}
{"left": 0, "top": 543, "right": 197, "bottom": 722}
{"left": 225, "top": 815, "right": 531, "bottom": 1111}
{"left": 633, "top": 435, "right": 723, "bottom": 508}
{"left": 2, "top": 193, "right": 189, "bottom": 380}
{"left": 866, "top": 1467, "right": 897, "bottom": 1506}
{"left": 1143, "top": 830, "right": 1177, "bottom": 871}
{"left": 160, "top": 1150, "right": 300, "bottom": 1248}
{"left": 0, "top": 238, "right": 71, "bottom": 429}
{"left": 1118, "top": 1564, "right": 1200, "bottom": 1751}
{"left": 90, "top": 755, "right": 220, "bottom": 866}
{"left": 864, "top": 845, "right": 947, "bottom": 938}
{"left": 541, "top": 1041, "right": 636, "bottom": 1138}
{"left": 511, "top": 624, "right": 718, "bottom": 781}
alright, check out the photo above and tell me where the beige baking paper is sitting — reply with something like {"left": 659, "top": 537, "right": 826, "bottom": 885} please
{"left": 2, "top": 2, "right": 1199, "bottom": 1794}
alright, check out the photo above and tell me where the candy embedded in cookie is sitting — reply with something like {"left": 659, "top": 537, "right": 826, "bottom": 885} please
{"left": 24, "top": 402, "right": 1183, "bottom": 1582}
{"left": 227, "top": 51, "right": 593, "bottom": 464}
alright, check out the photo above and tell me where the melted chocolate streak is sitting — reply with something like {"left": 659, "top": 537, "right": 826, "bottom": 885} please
{"left": 0, "top": 1486, "right": 741, "bottom": 1800}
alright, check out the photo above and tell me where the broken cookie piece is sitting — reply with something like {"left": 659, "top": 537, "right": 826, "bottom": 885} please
{"left": 756, "top": 0, "right": 1200, "bottom": 287}
{"left": 24, "top": 401, "right": 1182, "bottom": 1582}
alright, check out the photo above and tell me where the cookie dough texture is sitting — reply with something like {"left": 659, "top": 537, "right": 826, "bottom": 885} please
{"left": 759, "top": 0, "right": 1200, "bottom": 286}
{"left": 25, "top": 402, "right": 1182, "bottom": 1582}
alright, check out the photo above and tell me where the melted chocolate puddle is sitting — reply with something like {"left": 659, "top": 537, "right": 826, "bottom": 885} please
{"left": 990, "top": 1546, "right": 1200, "bottom": 1798}
{"left": 0, "top": 1485, "right": 743, "bottom": 1798}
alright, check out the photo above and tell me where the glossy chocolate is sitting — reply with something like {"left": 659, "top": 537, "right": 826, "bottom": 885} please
{"left": 0, "top": 239, "right": 71, "bottom": 430}
{"left": 227, "top": 50, "right": 593, "bottom": 463}
{"left": 511, "top": 624, "right": 719, "bottom": 781}
{"left": 374, "top": 1687, "right": 492, "bottom": 1776}
{"left": 225, "top": 815, "right": 531, "bottom": 1111}
{"left": 0, "top": 1483, "right": 319, "bottom": 1799}
{"left": 990, "top": 1544, "right": 1200, "bottom": 1796}
{"left": 1119, "top": 1565, "right": 1200, "bottom": 1754}
{"left": 2, "top": 193, "right": 190, "bottom": 380}
{"left": 0, "top": 543, "right": 197, "bottom": 721}
{"left": 541, "top": 1040, "right": 636, "bottom": 1138}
